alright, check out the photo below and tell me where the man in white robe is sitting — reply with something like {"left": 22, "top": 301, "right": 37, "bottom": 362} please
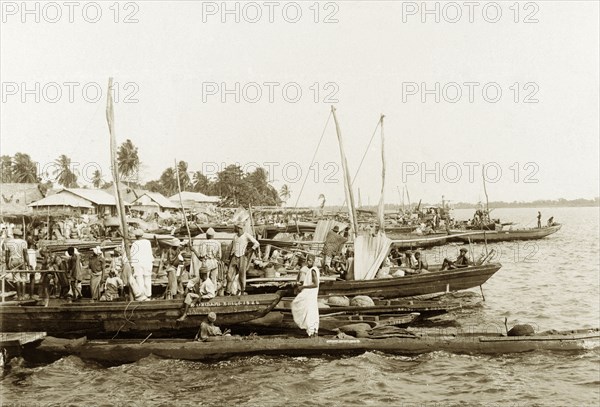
{"left": 292, "top": 255, "right": 320, "bottom": 337}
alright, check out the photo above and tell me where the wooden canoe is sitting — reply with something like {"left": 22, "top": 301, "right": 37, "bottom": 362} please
{"left": 32, "top": 328, "right": 600, "bottom": 363}
{"left": 451, "top": 224, "right": 562, "bottom": 243}
{"left": 318, "top": 263, "right": 501, "bottom": 299}
{"left": 0, "top": 293, "right": 282, "bottom": 338}
{"left": 240, "top": 311, "right": 421, "bottom": 333}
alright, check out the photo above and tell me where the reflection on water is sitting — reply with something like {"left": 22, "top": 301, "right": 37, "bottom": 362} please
{"left": 2, "top": 207, "right": 599, "bottom": 406}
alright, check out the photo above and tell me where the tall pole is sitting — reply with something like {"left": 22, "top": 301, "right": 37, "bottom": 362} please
{"left": 377, "top": 114, "right": 385, "bottom": 231}
{"left": 106, "top": 77, "right": 131, "bottom": 259}
{"left": 174, "top": 159, "right": 193, "bottom": 245}
{"left": 331, "top": 106, "right": 358, "bottom": 237}
{"left": 482, "top": 166, "right": 490, "bottom": 221}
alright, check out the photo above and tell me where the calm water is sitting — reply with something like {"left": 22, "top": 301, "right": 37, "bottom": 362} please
{"left": 2, "top": 207, "right": 599, "bottom": 406}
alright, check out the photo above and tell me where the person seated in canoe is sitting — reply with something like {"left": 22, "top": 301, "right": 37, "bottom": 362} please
{"left": 177, "top": 269, "right": 216, "bottom": 321}
{"left": 100, "top": 269, "right": 124, "bottom": 301}
{"left": 194, "top": 312, "right": 231, "bottom": 341}
{"left": 412, "top": 251, "right": 429, "bottom": 273}
{"left": 547, "top": 216, "right": 555, "bottom": 227}
{"left": 442, "top": 248, "right": 473, "bottom": 270}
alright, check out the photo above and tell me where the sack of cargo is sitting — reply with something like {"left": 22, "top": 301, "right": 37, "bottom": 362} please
{"left": 350, "top": 295, "right": 375, "bottom": 307}
{"left": 327, "top": 295, "right": 350, "bottom": 307}
{"left": 337, "top": 323, "right": 372, "bottom": 336}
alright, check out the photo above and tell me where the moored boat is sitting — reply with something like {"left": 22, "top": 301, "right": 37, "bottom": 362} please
{"left": 451, "top": 224, "right": 562, "bottom": 243}
{"left": 0, "top": 292, "right": 282, "bottom": 338}
{"left": 31, "top": 328, "right": 600, "bottom": 363}
{"left": 317, "top": 263, "right": 501, "bottom": 299}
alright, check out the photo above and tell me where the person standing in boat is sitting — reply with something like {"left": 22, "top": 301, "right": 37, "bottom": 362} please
{"left": 3, "top": 228, "right": 29, "bottom": 300}
{"left": 65, "top": 247, "right": 83, "bottom": 301}
{"left": 130, "top": 229, "right": 154, "bottom": 299}
{"left": 192, "top": 227, "right": 222, "bottom": 288}
{"left": 321, "top": 225, "right": 347, "bottom": 274}
{"left": 227, "top": 223, "right": 259, "bottom": 295}
{"left": 163, "top": 242, "right": 183, "bottom": 300}
{"left": 537, "top": 211, "right": 542, "bottom": 228}
{"left": 89, "top": 246, "right": 105, "bottom": 301}
{"left": 292, "top": 254, "right": 320, "bottom": 338}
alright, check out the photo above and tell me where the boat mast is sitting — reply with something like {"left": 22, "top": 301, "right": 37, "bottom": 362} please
{"left": 377, "top": 115, "right": 385, "bottom": 232}
{"left": 174, "top": 158, "right": 194, "bottom": 245}
{"left": 482, "top": 166, "right": 490, "bottom": 217}
{"left": 331, "top": 106, "right": 358, "bottom": 237}
{"left": 106, "top": 77, "right": 131, "bottom": 259}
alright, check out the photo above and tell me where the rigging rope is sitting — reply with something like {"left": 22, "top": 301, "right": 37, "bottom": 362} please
{"left": 292, "top": 110, "right": 333, "bottom": 209}
{"left": 333, "top": 118, "right": 382, "bottom": 217}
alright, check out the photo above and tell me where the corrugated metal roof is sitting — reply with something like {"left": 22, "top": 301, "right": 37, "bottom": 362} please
{"left": 65, "top": 188, "right": 130, "bottom": 206}
{"left": 29, "top": 188, "right": 130, "bottom": 207}
{"left": 28, "top": 192, "right": 93, "bottom": 208}
{"left": 168, "top": 191, "right": 220, "bottom": 203}
{"left": 133, "top": 192, "right": 179, "bottom": 209}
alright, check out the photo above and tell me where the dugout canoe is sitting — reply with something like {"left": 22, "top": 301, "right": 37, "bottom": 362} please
{"left": 32, "top": 328, "right": 600, "bottom": 363}
{"left": 239, "top": 311, "right": 420, "bottom": 334}
{"left": 318, "top": 263, "right": 502, "bottom": 299}
{"left": 452, "top": 224, "right": 562, "bottom": 243}
{"left": 0, "top": 292, "right": 282, "bottom": 338}
{"left": 275, "top": 297, "right": 464, "bottom": 319}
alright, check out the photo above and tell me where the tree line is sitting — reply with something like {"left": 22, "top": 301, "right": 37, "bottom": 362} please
{"left": 1, "top": 139, "right": 289, "bottom": 207}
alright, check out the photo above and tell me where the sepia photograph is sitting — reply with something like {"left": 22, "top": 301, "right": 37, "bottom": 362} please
{"left": 1, "top": 1, "right": 599, "bottom": 406}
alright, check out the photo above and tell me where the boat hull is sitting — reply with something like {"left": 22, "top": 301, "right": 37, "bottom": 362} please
{"left": 318, "top": 263, "right": 501, "bottom": 299}
{"left": 32, "top": 328, "right": 600, "bottom": 363}
{"left": 452, "top": 224, "right": 562, "bottom": 243}
{"left": 0, "top": 293, "right": 282, "bottom": 338}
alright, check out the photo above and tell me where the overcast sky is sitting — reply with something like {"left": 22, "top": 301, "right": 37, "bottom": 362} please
{"left": 1, "top": 0, "right": 598, "bottom": 207}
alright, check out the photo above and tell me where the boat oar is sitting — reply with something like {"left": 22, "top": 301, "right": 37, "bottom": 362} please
{"left": 140, "top": 333, "right": 152, "bottom": 345}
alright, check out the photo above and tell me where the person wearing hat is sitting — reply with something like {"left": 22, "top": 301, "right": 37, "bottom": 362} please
{"left": 227, "top": 223, "right": 259, "bottom": 295}
{"left": 130, "top": 229, "right": 154, "bottom": 299}
{"left": 89, "top": 246, "right": 105, "bottom": 301}
{"left": 194, "top": 312, "right": 230, "bottom": 341}
{"left": 177, "top": 268, "right": 215, "bottom": 321}
{"left": 442, "top": 247, "right": 473, "bottom": 270}
{"left": 3, "top": 228, "right": 29, "bottom": 300}
{"left": 190, "top": 227, "right": 222, "bottom": 288}
{"left": 321, "top": 225, "right": 347, "bottom": 274}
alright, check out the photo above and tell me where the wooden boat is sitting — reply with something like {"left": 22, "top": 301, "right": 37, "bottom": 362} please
{"left": 0, "top": 332, "right": 46, "bottom": 367}
{"left": 389, "top": 232, "right": 449, "bottom": 249}
{"left": 0, "top": 293, "right": 282, "bottom": 338}
{"left": 452, "top": 224, "right": 562, "bottom": 243}
{"left": 32, "top": 328, "right": 600, "bottom": 363}
{"left": 240, "top": 311, "right": 421, "bottom": 333}
{"left": 275, "top": 297, "right": 464, "bottom": 319}
{"left": 318, "top": 263, "right": 501, "bottom": 299}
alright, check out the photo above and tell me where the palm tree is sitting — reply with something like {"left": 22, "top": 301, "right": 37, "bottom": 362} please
{"left": 117, "top": 139, "right": 140, "bottom": 184}
{"left": 91, "top": 169, "right": 103, "bottom": 188}
{"left": 177, "top": 161, "right": 191, "bottom": 191}
{"left": 192, "top": 171, "right": 212, "bottom": 194}
{"left": 159, "top": 167, "right": 177, "bottom": 196}
{"left": 53, "top": 154, "right": 78, "bottom": 187}
{"left": 279, "top": 184, "right": 291, "bottom": 206}
{"left": 1, "top": 155, "right": 14, "bottom": 182}
{"left": 12, "top": 153, "right": 38, "bottom": 183}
